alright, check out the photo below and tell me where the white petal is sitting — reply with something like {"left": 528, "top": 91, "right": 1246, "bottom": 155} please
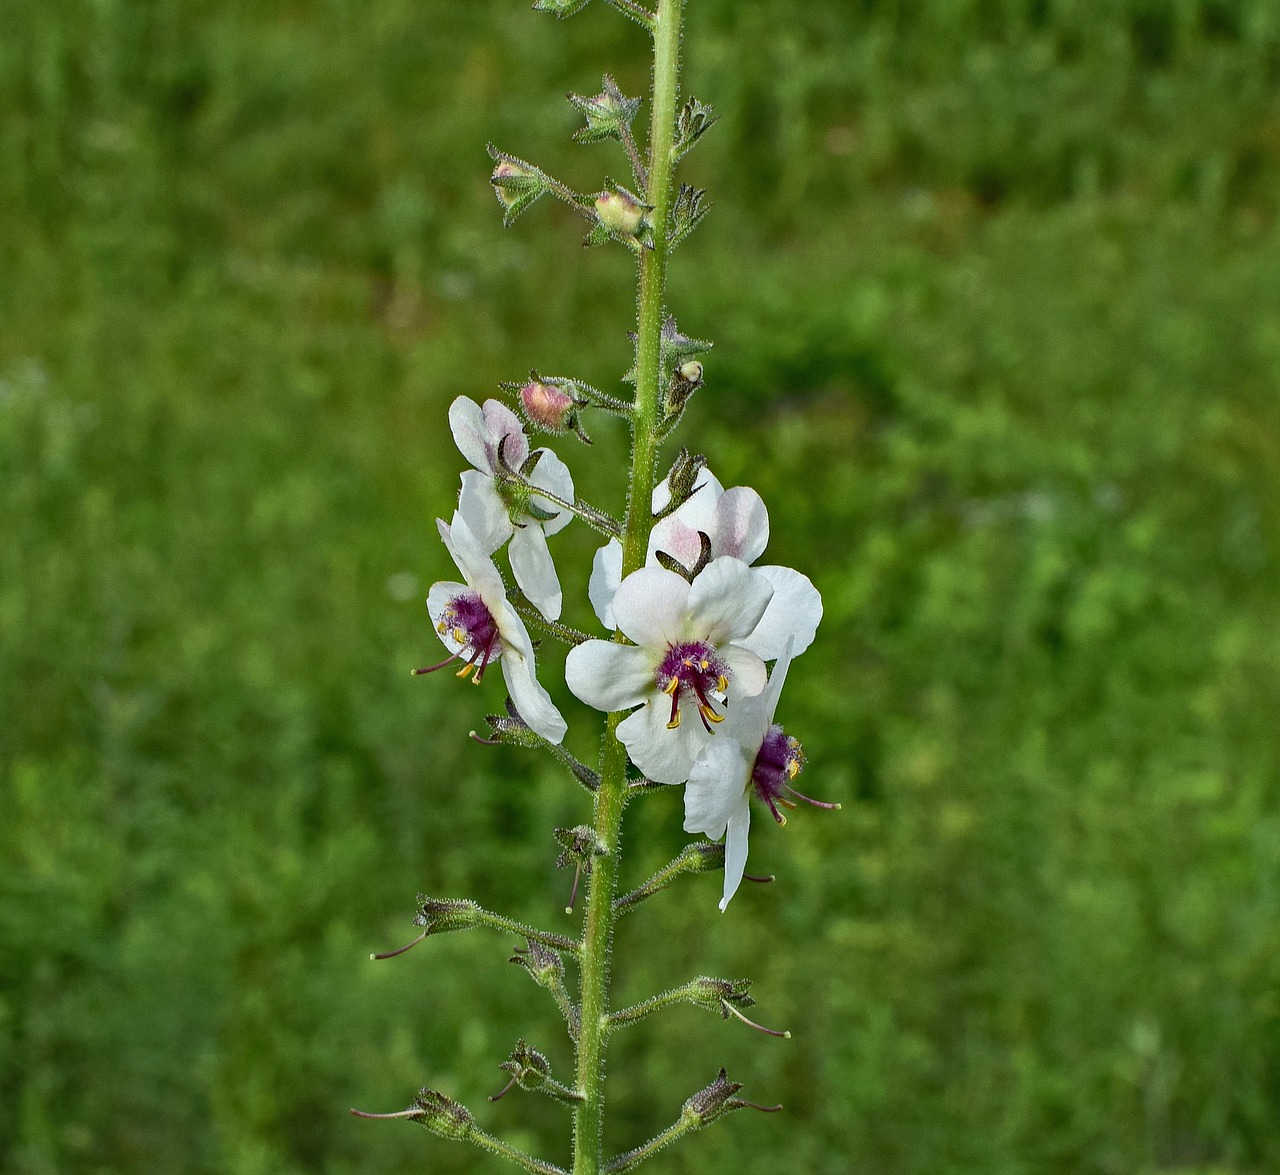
{"left": 710, "top": 486, "right": 769, "bottom": 564}
{"left": 647, "top": 514, "right": 704, "bottom": 571}
{"left": 425, "top": 581, "right": 469, "bottom": 654}
{"left": 720, "top": 643, "right": 768, "bottom": 700}
{"left": 719, "top": 800, "right": 752, "bottom": 912}
{"left": 686, "top": 557, "right": 773, "bottom": 644}
{"left": 439, "top": 514, "right": 505, "bottom": 602}
{"left": 588, "top": 540, "right": 623, "bottom": 629}
{"left": 509, "top": 524, "right": 562, "bottom": 621}
{"left": 758, "top": 636, "right": 796, "bottom": 725}
{"left": 457, "top": 471, "right": 511, "bottom": 554}
{"left": 683, "top": 737, "right": 750, "bottom": 839}
{"left": 501, "top": 648, "right": 567, "bottom": 744}
{"left": 447, "top": 396, "right": 491, "bottom": 471}
{"left": 611, "top": 566, "right": 690, "bottom": 649}
{"left": 617, "top": 698, "right": 711, "bottom": 785}
{"left": 481, "top": 399, "right": 528, "bottom": 469}
{"left": 738, "top": 565, "right": 823, "bottom": 660}
{"left": 527, "top": 448, "right": 575, "bottom": 536}
{"left": 565, "top": 641, "right": 654, "bottom": 712}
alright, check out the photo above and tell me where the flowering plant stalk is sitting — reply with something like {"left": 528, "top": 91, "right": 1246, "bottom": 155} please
{"left": 353, "top": 3, "right": 834, "bottom": 1172}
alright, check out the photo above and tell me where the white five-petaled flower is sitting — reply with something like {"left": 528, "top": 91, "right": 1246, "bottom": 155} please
{"left": 565, "top": 557, "right": 774, "bottom": 785}
{"left": 588, "top": 467, "right": 822, "bottom": 660}
{"left": 420, "top": 512, "right": 567, "bottom": 745}
{"left": 450, "top": 395, "right": 574, "bottom": 622}
{"left": 683, "top": 640, "right": 838, "bottom": 911}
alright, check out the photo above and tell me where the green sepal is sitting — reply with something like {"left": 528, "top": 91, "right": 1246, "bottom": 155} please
{"left": 668, "top": 183, "right": 710, "bottom": 250}
{"left": 569, "top": 74, "right": 642, "bottom": 145}
{"left": 532, "top": 0, "right": 591, "bottom": 18}
{"left": 671, "top": 96, "right": 717, "bottom": 163}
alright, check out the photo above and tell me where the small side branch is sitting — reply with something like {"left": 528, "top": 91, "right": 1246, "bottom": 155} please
{"left": 613, "top": 841, "right": 723, "bottom": 916}
{"left": 607, "top": 976, "right": 790, "bottom": 1037}
{"left": 603, "top": 1070, "right": 782, "bottom": 1171}
{"left": 371, "top": 896, "right": 580, "bottom": 961}
{"left": 511, "top": 594, "right": 593, "bottom": 646}
{"left": 602, "top": 0, "right": 656, "bottom": 33}
{"left": 351, "top": 1091, "right": 568, "bottom": 1175}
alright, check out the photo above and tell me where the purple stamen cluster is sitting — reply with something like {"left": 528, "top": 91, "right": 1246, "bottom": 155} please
{"left": 655, "top": 641, "right": 730, "bottom": 733}
{"left": 418, "top": 591, "right": 502, "bottom": 684}
{"left": 751, "top": 724, "right": 825, "bottom": 824}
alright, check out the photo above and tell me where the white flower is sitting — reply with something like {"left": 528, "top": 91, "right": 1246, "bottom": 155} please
{"left": 421, "top": 512, "right": 567, "bottom": 745}
{"left": 588, "top": 467, "right": 822, "bottom": 660}
{"left": 565, "top": 556, "right": 773, "bottom": 784}
{"left": 449, "top": 395, "right": 574, "bottom": 622}
{"left": 683, "top": 640, "right": 837, "bottom": 911}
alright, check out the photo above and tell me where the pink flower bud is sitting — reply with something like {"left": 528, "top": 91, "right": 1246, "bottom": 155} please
{"left": 520, "top": 380, "right": 576, "bottom": 433}
{"left": 594, "top": 190, "right": 644, "bottom": 236}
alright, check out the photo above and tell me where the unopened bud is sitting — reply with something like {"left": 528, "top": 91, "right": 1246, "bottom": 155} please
{"left": 595, "top": 189, "right": 645, "bottom": 236}
{"left": 678, "top": 360, "right": 703, "bottom": 385}
{"left": 521, "top": 380, "right": 576, "bottom": 433}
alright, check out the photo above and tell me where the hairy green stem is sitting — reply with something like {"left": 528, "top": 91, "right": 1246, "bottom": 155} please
{"left": 571, "top": 5, "right": 684, "bottom": 1173}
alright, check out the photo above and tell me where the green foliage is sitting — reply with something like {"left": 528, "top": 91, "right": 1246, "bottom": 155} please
{"left": 1, "top": 0, "right": 1277, "bottom": 1172}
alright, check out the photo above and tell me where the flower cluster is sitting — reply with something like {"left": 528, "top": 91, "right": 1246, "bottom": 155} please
{"left": 420, "top": 409, "right": 832, "bottom": 906}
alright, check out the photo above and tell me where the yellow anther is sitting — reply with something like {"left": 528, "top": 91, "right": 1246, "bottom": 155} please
{"left": 699, "top": 703, "right": 725, "bottom": 724}
{"left": 662, "top": 676, "right": 680, "bottom": 696}
{"left": 452, "top": 627, "right": 466, "bottom": 644}
{"left": 456, "top": 662, "right": 474, "bottom": 679}
{"left": 436, "top": 620, "right": 447, "bottom": 634}
{"left": 716, "top": 675, "right": 729, "bottom": 693}
{"left": 666, "top": 710, "right": 682, "bottom": 730}
{"left": 699, "top": 659, "right": 710, "bottom": 670}
{"left": 787, "top": 759, "right": 800, "bottom": 779}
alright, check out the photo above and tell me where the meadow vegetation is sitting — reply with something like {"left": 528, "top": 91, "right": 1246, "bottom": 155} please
{"left": 2, "top": 1, "right": 1278, "bottom": 1171}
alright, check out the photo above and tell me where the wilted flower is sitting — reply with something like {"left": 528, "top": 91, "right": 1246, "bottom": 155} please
{"left": 683, "top": 640, "right": 838, "bottom": 910}
{"left": 449, "top": 396, "right": 574, "bottom": 621}
{"left": 565, "top": 557, "right": 772, "bottom": 784}
{"left": 420, "top": 513, "right": 567, "bottom": 744}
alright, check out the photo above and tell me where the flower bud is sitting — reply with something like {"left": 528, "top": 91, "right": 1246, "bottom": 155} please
{"left": 520, "top": 379, "right": 577, "bottom": 433}
{"left": 594, "top": 189, "right": 645, "bottom": 237}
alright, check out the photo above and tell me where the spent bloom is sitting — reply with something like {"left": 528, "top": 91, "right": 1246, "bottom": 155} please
{"left": 683, "top": 639, "right": 838, "bottom": 910}
{"left": 449, "top": 396, "right": 574, "bottom": 621}
{"left": 565, "top": 557, "right": 773, "bottom": 784}
{"left": 420, "top": 512, "right": 566, "bottom": 744}
{"left": 590, "top": 467, "right": 823, "bottom": 660}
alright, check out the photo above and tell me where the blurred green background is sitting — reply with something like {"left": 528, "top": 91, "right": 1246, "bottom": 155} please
{"left": 3, "top": 0, "right": 1279, "bottom": 1172}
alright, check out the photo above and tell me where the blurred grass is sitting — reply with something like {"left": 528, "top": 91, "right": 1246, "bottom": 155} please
{"left": 2, "top": 0, "right": 1279, "bottom": 1172}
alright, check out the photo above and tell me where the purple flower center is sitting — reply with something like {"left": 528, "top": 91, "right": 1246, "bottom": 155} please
{"left": 751, "top": 724, "right": 829, "bottom": 824}
{"left": 655, "top": 641, "right": 730, "bottom": 733}
{"left": 416, "top": 591, "right": 502, "bottom": 684}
